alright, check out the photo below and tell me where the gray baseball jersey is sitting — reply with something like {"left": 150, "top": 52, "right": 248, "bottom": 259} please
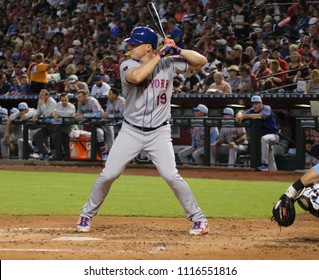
{"left": 106, "top": 96, "right": 125, "bottom": 117}
{"left": 120, "top": 56, "right": 187, "bottom": 127}
{"left": 219, "top": 127, "right": 248, "bottom": 144}
{"left": 77, "top": 96, "right": 104, "bottom": 117}
{"left": 9, "top": 108, "right": 37, "bottom": 122}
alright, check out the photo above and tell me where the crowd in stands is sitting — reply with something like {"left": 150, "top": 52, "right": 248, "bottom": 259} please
{"left": 0, "top": 0, "right": 319, "bottom": 166}
{"left": 0, "top": 0, "right": 319, "bottom": 98}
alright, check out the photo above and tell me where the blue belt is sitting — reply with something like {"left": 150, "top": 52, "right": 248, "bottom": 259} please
{"left": 124, "top": 120, "right": 168, "bottom": 132}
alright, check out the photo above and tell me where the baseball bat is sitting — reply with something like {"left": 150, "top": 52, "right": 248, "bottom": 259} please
{"left": 147, "top": 2, "right": 166, "bottom": 38}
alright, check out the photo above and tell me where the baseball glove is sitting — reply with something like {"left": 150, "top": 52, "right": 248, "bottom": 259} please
{"left": 272, "top": 194, "right": 296, "bottom": 227}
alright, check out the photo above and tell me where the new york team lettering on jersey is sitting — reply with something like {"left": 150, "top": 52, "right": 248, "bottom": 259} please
{"left": 120, "top": 56, "right": 188, "bottom": 128}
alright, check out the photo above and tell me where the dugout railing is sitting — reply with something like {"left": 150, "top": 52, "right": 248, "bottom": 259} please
{"left": 1, "top": 116, "right": 262, "bottom": 168}
{"left": 3, "top": 116, "right": 315, "bottom": 169}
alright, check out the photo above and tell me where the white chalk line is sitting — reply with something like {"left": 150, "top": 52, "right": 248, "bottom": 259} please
{"left": 0, "top": 227, "right": 214, "bottom": 254}
{"left": 0, "top": 248, "right": 136, "bottom": 253}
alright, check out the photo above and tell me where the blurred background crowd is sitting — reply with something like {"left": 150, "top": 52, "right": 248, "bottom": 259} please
{"left": 0, "top": 0, "right": 319, "bottom": 96}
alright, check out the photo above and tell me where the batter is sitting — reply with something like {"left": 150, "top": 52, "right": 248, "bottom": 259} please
{"left": 76, "top": 26, "right": 209, "bottom": 235}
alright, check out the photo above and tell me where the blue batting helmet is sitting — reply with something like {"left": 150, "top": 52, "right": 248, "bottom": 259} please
{"left": 124, "top": 26, "right": 158, "bottom": 50}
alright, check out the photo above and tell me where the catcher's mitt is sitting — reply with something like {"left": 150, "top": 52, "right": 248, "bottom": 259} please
{"left": 272, "top": 194, "right": 296, "bottom": 227}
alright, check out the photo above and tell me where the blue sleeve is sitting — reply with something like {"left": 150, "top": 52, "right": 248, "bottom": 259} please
{"left": 191, "top": 135, "right": 196, "bottom": 148}
{"left": 83, "top": 112, "right": 101, "bottom": 118}
{"left": 210, "top": 131, "right": 219, "bottom": 143}
{"left": 313, "top": 163, "right": 319, "bottom": 174}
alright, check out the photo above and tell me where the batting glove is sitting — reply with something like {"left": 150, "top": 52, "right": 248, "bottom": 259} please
{"left": 158, "top": 38, "right": 181, "bottom": 58}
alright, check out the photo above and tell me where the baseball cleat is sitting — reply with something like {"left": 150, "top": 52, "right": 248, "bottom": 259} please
{"left": 76, "top": 216, "right": 91, "bottom": 232}
{"left": 256, "top": 163, "right": 268, "bottom": 171}
{"left": 189, "top": 220, "right": 209, "bottom": 235}
{"left": 101, "top": 154, "right": 108, "bottom": 161}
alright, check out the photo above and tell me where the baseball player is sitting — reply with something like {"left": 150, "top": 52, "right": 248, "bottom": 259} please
{"left": 2, "top": 102, "right": 37, "bottom": 159}
{"left": 0, "top": 107, "right": 8, "bottom": 148}
{"left": 76, "top": 26, "right": 209, "bottom": 235}
{"left": 74, "top": 89, "right": 108, "bottom": 161}
{"left": 273, "top": 163, "right": 319, "bottom": 225}
{"left": 178, "top": 104, "right": 219, "bottom": 165}
{"left": 102, "top": 88, "right": 125, "bottom": 137}
{"left": 211, "top": 107, "right": 248, "bottom": 166}
{"left": 236, "top": 95, "right": 278, "bottom": 171}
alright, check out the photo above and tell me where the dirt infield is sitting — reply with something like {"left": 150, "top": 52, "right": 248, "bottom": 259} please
{"left": 1, "top": 164, "right": 319, "bottom": 260}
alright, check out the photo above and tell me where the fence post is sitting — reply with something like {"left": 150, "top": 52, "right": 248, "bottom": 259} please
{"left": 204, "top": 126, "right": 211, "bottom": 166}
{"left": 295, "top": 119, "right": 305, "bottom": 169}
{"left": 23, "top": 122, "right": 29, "bottom": 160}
{"left": 249, "top": 119, "right": 261, "bottom": 168}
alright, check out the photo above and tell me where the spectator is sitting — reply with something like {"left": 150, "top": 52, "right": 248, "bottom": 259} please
{"left": 6, "top": 76, "right": 23, "bottom": 95}
{"left": 236, "top": 95, "right": 279, "bottom": 171}
{"left": 244, "top": 46, "right": 258, "bottom": 68}
{"left": 181, "top": 68, "right": 201, "bottom": 92}
{"left": 263, "top": 60, "right": 286, "bottom": 92}
{"left": 305, "top": 69, "right": 319, "bottom": 94}
{"left": 0, "top": 72, "right": 11, "bottom": 95}
{"left": 67, "top": 74, "right": 89, "bottom": 95}
{"left": 90, "top": 75, "right": 111, "bottom": 96}
{"left": 238, "top": 65, "right": 258, "bottom": 93}
{"left": 206, "top": 72, "right": 232, "bottom": 94}
{"left": 231, "top": 44, "right": 243, "bottom": 66}
{"left": 232, "top": 0, "right": 250, "bottom": 41}
{"left": 211, "top": 107, "right": 248, "bottom": 167}
{"left": 27, "top": 52, "right": 60, "bottom": 94}
{"left": 252, "top": 48, "right": 271, "bottom": 75}
{"left": 255, "top": 58, "right": 273, "bottom": 90}
{"left": 286, "top": 51, "right": 304, "bottom": 91}
{"left": 226, "top": 65, "right": 241, "bottom": 93}
{"left": 272, "top": 48, "right": 289, "bottom": 72}
{"left": 167, "top": 18, "right": 184, "bottom": 49}
{"left": 202, "top": 65, "right": 217, "bottom": 92}
{"left": 20, "top": 74, "right": 32, "bottom": 95}
{"left": 76, "top": 60, "right": 92, "bottom": 82}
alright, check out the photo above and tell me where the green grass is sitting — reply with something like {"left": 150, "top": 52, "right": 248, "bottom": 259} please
{"left": 0, "top": 170, "right": 306, "bottom": 218}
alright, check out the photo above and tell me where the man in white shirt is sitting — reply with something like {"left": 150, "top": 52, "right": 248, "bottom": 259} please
{"left": 52, "top": 93, "right": 76, "bottom": 159}
{"left": 90, "top": 75, "right": 111, "bottom": 96}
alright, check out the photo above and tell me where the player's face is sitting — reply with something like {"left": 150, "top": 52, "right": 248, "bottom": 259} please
{"left": 19, "top": 109, "right": 28, "bottom": 116}
{"left": 252, "top": 102, "right": 262, "bottom": 112}
{"left": 128, "top": 44, "right": 150, "bottom": 59}
{"left": 77, "top": 92, "right": 86, "bottom": 104}
{"left": 108, "top": 91, "right": 116, "bottom": 102}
